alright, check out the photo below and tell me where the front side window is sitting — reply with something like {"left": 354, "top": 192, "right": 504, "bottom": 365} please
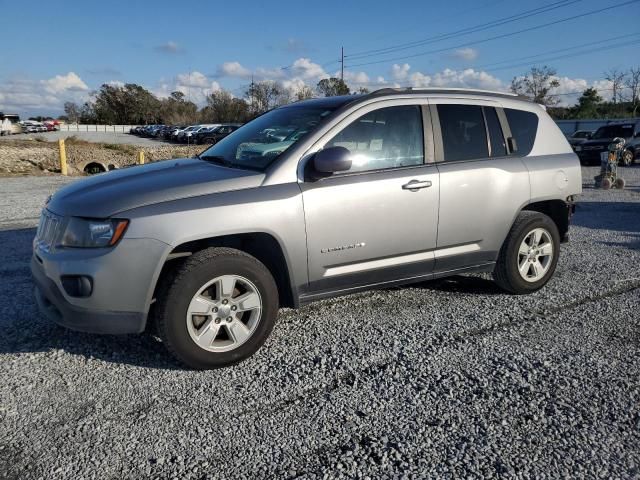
{"left": 437, "top": 104, "right": 488, "bottom": 162}
{"left": 199, "top": 105, "right": 337, "bottom": 171}
{"left": 324, "top": 105, "right": 424, "bottom": 173}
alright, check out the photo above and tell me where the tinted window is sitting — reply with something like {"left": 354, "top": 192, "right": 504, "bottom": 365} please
{"left": 325, "top": 105, "right": 424, "bottom": 173}
{"left": 592, "top": 124, "right": 635, "bottom": 139}
{"left": 437, "top": 105, "right": 488, "bottom": 162}
{"left": 504, "top": 108, "right": 538, "bottom": 156}
{"left": 484, "top": 107, "right": 507, "bottom": 157}
{"left": 200, "top": 105, "right": 337, "bottom": 171}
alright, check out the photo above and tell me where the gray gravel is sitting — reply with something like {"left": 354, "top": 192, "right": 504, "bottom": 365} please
{"left": 1, "top": 166, "right": 639, "bottom": 479}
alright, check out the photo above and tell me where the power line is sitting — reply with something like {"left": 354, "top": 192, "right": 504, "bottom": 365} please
{"left": 473, "top": 32, "right": 640, "bottom": 70}
{"left": 346, "top": 0, "right": 581, "bottom": 60}
{"left": 346, "top": 0, "right": 640, "bottom": 68}
{"left": 483, "top": 37, "right": 640, "bottom": 73}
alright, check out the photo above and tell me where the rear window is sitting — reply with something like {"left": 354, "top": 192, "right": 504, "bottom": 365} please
{"left": 504, "top": 108, "right": 538, "bottom": 156}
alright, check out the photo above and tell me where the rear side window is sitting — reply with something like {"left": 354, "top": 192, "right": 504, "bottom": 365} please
{"left": 437, "top": 104, "right": 488, "bottom": 162}
{"left": 504, "top": 108, "right": 538, "bottom": 156}
{"left": 484, "top": 107, "right": 507, "bottom": 157}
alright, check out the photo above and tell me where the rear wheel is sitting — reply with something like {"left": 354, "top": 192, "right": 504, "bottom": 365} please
{"left": 615, "top": 177, "right": 625, "bottom": 189}
{"left": 493, "top": 212, "right": 560, "bottom": 294}
{"left": 601, "top": 177, "right": 612, "bottom": 190}
{"left": 156, "top": 247, "right": 279, "bottom": 369}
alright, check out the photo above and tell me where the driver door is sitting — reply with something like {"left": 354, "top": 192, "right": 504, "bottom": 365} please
{"left": 300, "top": 104, "right": 440, "bottom": 298}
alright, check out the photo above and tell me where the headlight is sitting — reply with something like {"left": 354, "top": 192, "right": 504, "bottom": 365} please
{"left": 61, "top": 218, "right": 129, "bottom": 248}
{"left": 574, "top": 146, "right": 582, "bottom": 152}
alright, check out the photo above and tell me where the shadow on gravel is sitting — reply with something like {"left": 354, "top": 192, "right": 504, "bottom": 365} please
{"left": 573, "top": 201, "right": 640, "bottom": 233}
{"left": 414, "top": 275, "right": 504, "bottom": 295}
{"left": 0, "top": 227, "right": 184, "bottom": 370}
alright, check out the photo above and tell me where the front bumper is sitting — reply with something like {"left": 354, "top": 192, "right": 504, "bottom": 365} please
{"left": 31, "top": 236, "right": 170, "bottom": 334}
{"left": 32, "top": 257, "right": 145, "bottom": 334}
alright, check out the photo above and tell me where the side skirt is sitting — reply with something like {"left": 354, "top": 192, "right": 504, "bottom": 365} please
{"left": 297, "top": 262, "right": 495, "bottom": 306}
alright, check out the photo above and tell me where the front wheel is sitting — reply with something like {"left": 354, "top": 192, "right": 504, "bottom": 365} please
{"left": 155, "top": 247, "right": 279, "bottom": 369}
{"left": 493, "top": 212, "right": 560, "bottom": 294}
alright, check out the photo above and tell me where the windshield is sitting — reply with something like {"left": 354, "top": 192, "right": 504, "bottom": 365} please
{"left": 573, "top": 131, "right": 590, "bottom": 138}
{"left": 592, "top": 124, "right": 634, "bottom": 139}
{"left": 199, "top": 105, "right": 336, "bottom": 171}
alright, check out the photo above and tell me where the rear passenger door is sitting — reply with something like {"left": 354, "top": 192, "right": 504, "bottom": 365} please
{"left": 431, "top": 100, "right": 530, "bottom": 272}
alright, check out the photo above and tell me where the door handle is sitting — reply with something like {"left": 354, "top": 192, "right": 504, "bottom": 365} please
{"left": 402, "top": 180, "right": 432, "bottom": 191}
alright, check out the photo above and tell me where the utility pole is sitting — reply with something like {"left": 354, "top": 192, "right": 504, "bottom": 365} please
{"left": 340, "top": 46, "right": 344, "bottom": 81}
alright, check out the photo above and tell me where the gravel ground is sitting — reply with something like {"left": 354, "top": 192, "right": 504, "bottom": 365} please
{"left": 0, "top": 166, "right": 639, "bottom": 479}
{"left": 0, "top": 132, "right": 175, "bottom": 147}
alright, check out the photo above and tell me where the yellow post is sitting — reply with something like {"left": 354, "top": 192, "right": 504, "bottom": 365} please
{"left": 138, "top": 150, "right": 145, "bottom": 165}
{"left": 58, "top": 139, "right": 68, "bottom": 176}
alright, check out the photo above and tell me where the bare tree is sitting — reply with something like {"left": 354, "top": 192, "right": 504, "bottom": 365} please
{"left": 510, "top": 66, "right": 560, "bottom": 106}
{"left": 63, "top": 102, "right": 81, "bottom": 124}
{"left": 604, "top": 68, "right": 626, "bottom": 104}
{"left": 626, "top": 67, "right": 640, "bottom": 116}
{"left": 294, "top": 85, "right": 315, "bottom": 101}
{"left": 246, "top": 80, "right": 290, "bottom": 115}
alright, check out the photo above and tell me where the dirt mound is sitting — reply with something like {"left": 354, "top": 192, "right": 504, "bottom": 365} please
{"left": 0, "top": 139, "right": 203, "bottom": 176}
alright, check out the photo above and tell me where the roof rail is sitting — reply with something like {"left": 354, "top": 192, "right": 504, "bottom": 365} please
{"left": 368, "top": 87, "right": 529, "bottom": 101}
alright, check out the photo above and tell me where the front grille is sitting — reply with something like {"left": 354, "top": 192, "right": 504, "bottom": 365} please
{"left": 35, "top": 210, "right": 63, "bottom": 252}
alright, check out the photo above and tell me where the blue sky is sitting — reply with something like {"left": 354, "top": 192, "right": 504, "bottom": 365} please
{"left": 1, "top": 0, "right": 639, "bottom": 116}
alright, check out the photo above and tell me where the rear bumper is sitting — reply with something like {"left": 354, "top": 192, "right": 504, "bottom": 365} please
{"left": 31, "top": 256, "right": 146, "bottom": 334}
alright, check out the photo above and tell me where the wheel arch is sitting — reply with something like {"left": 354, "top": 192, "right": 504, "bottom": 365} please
{"left": 151, "top": 232, "right": 297, "bottom": 315}
{"left": 521, "top": 199, "right": 571, "bottom": 242}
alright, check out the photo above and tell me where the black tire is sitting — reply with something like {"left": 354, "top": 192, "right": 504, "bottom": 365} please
{"left": 601, "top": 177, "right": 612, "bottom": 190}
{"left": 155, "top": 247, "right": 279, "bottom": 369}
{"left": 493, "top": 211, "right": 560, "bottom": 294}
{"left": 615, "top": 177, "right": 625, "bottom": 189}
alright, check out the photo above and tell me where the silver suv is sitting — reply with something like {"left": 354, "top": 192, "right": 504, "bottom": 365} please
{"left": 32, "top": 88, "right": 582, "bottom": 369}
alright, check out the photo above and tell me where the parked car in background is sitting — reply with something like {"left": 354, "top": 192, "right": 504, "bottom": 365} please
{"left": 0, "top": 113, "right": 22, "bottom": 135}
{"left": 194, "top": 125, "right": 241, "bottom": 145}
{"left": 567, "top": 129, "right": 593, "bottom": 151}
{"left": 32, "top": 88, "right": 581, "bottom": 369}
{"left": 574, "top": 122, "right": 640, "bottom": 165}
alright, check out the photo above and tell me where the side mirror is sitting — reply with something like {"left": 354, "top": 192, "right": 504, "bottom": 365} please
{"left": 312, "top": 146, "right": 352, "bottom": 175}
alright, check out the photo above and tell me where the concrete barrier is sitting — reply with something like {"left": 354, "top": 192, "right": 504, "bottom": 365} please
{"left": 58, "top": 124, "right": 138, "bottom": 133}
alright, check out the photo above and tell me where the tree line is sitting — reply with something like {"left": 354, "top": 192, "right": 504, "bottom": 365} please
{"left": 510, "top": 65, "right": 640, "bottom": 119}
{"left": 59, "top": 65, "right": 640, "bottom": 125}
{"left": 61, "top": 77, "right": 355, "bottom": 125}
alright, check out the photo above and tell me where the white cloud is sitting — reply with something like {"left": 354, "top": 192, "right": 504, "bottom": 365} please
{"left": 154, "top": 41, "right": 183, "bottom": 54}
{"left": 391, "top": 64, "right": 504, "bottom": 90}
{"left": 0, "top": 72, "right": 90, "bottom": 116}
{"left": 452, "top": 48, "right": 478, "bottom": 61}
{"left": 216, "top": 61, "right": 252, "bottom": 79}
{"left": 291, "top": 58, "right": 327, "bottom": 81}
{"left": 42, "top": 72, "right": 88, "bottom": 94}
{"left": 153, "top": 71, "right": 221, "bottom": 105}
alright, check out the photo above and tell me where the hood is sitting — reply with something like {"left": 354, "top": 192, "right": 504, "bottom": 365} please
{"left": 48, "top": 158, "right": 265, "bottom": 218}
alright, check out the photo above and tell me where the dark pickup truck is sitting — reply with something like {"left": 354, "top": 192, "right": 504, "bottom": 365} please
{"left": 574, "top": 122, "right": 640, "bottom": 166}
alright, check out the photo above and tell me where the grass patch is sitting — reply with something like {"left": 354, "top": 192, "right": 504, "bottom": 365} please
{"left": 103, "top": 143, "right": 136, "bottom": 154}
